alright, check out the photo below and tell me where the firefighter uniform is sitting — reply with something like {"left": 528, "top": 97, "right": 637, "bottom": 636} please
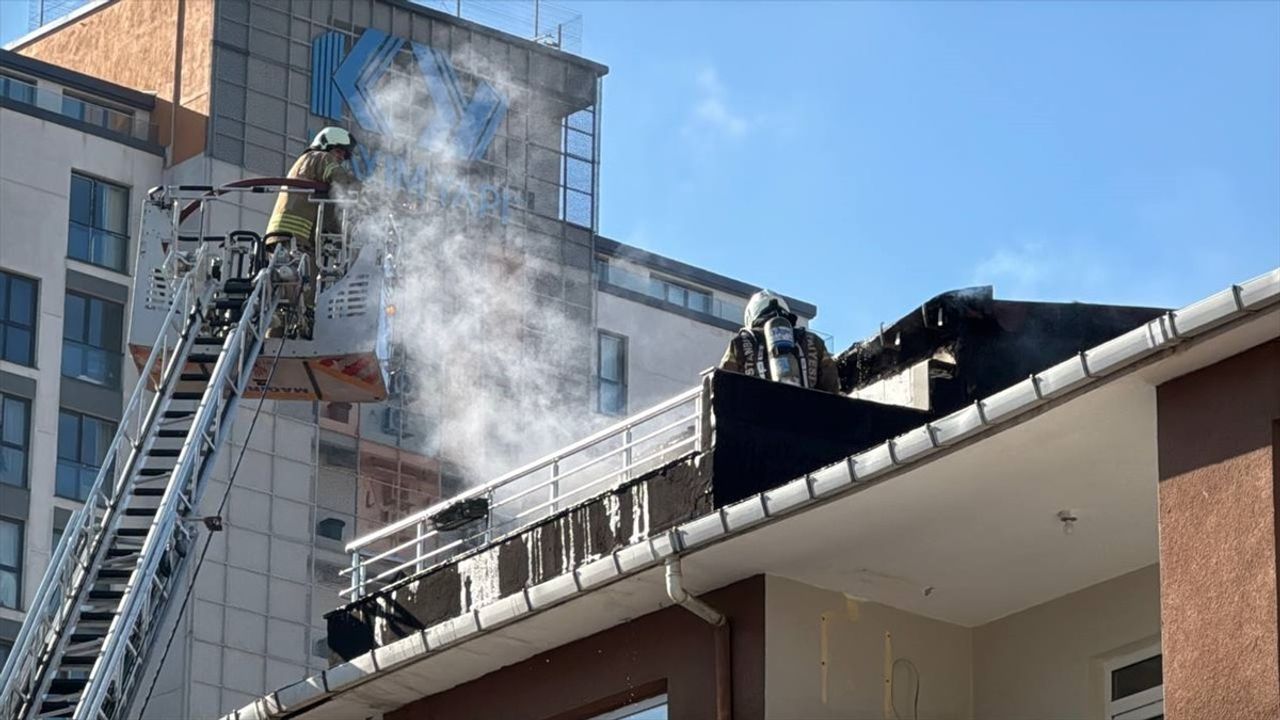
{"left": 718, "top": 289, "right": 841, "bottom": 393}
{"left": 719, "top": 327, "right": 840, "bottom": 393}
{"left": 265, "top": 127, "right": 358, "bottom": 337}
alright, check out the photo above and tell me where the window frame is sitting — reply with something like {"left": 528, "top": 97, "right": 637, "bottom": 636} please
{"left": 0, "top": 270, "right": 38, "bottom": 367}
{"left": 56, "top": 409, "right": 117, "bottom": 502}
{"left": 61, "top": 290, "right": 124, "bottom": 389}
{"left": 589, "top": 694, "right": 668, "bottom": 720}
{"left": 0, "top": 393, "right": 31, "bottom": 488}
{"left": 649, "top": 274, "right": 713, "bottom": 314}
{"left": 596, "top": 331, "right": 628, "bottom": 416}
{"left": 67, "top": 172, "right": 130, "bottom": 273}
{"left": 61, "top": 90, "right": 137, "bottom": 136}
{"left": 0, "top": 516, "right": 23, "bottom": 611}
{"left": 0, "top": 70, "right": 37, "bottom": 105}
{"left": 1103, "top": 643, "right": 1163, "bottom": 720}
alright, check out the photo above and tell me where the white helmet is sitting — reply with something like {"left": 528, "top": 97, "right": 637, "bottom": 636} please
{"left": 744, "top": 290, "right": 794, "bottom": 328}
{"left": 310, "top": 126, "right": 357, "bottom": 152}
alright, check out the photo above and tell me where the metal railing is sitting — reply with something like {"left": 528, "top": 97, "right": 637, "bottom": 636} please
{"left": 341, "top": 381, "right": 710, "bottom": 599}
{"left": 0, "top": 243, "right": 212, "bottom": 718}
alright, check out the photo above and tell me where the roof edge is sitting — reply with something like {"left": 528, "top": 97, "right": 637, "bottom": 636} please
{"left": 225, "top": 267, "right": 1279, "bottom": 720}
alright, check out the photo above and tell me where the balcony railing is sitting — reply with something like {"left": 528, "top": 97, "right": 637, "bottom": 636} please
{"left": 342, "top": 379, "right": 709, "bottom": 599}
{"left": 0, "top": 80, "right": 157, "bottom": 144}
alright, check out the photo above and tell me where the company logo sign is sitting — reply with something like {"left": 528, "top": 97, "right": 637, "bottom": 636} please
{"left": 310, "top": 29, "right": 507, "bottom": 163}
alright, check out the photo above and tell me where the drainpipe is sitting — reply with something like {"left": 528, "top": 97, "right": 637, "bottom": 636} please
{"left": 665, "top": 558, "right": 732, "bottom": 720}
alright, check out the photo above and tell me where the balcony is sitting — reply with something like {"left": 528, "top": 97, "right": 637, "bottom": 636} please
{"left": 0, "top": 77, "right": 157, "bottom": 145}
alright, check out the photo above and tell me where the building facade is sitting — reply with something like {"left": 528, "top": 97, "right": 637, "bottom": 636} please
{"left": 0, "top": 2, "right": 814, "bottom": 717}
{"left": 225, "top": 269, "right": 1280, "bottom": 720}
{"left": 0, "top": 46, "right": 163, "bottom": 671}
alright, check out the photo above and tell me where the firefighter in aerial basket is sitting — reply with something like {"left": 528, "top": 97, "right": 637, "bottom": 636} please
{"left": 719, "top": 290, "right": 841, "bottom": 393}
{"left": 264, "top": 126, "right": 360, "bottom": 338}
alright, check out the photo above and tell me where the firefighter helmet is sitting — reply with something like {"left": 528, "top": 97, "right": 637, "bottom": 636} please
{"left": 309, "top": 126, "right": 357, "bottom": 152}
{"left": 744, "top": 290, "right": 795, "bottom": 328}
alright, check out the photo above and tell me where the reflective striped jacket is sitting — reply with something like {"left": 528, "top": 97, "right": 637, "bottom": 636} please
{"left": 266, "top": 150, "right": 356, "bottom": 242}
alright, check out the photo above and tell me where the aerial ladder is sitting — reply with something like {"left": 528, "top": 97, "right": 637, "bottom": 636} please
{"left": 0, "top": 182, "right": 391, "bottom": 720}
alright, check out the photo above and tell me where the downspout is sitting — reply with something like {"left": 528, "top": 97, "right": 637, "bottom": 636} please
{"left": 665, "top": 558, "right": 732, "bottom": 720}
{"left": 170, "top": 0, "right": 186, "bottom": 167}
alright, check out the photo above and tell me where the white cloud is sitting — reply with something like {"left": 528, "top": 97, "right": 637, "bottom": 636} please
{"left": 973, "top": 243, "right": 1048, "bottom": 295}
{"left": 972, "top": 240, "right": 1112, "bottom": 301}
{"left": 688, "top": 66, "right": 749, "bottom": 140}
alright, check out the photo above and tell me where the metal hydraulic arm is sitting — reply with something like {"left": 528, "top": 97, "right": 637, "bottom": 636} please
{"left": 0, "top": 240, "right": 300, "bottom": 720}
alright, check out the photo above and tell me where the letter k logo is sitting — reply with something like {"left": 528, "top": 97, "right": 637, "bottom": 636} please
{"left": 311, "top": 30, "right": 508, "bottom": 163}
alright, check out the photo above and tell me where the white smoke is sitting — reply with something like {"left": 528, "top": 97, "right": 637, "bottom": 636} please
{"left": 340, "top": 49, "right": 604, "bottom": 497}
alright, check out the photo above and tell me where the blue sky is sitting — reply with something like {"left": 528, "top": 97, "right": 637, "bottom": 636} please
{"left": 577, "top": 1, "right": 1280, "bottom": 345}
{"left": 3, "top": 1, "right": 1277, "bottom": 347}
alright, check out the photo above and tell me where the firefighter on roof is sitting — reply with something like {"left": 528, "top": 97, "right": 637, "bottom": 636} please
{"left": 265, "top": 126, "right": 360, "bottom": 337}
{"left": 719, "top": 290, "right": 840, "bottom": 393}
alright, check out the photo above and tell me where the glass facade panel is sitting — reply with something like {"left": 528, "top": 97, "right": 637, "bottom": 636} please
{"left": 61, "top": 292, "right": 123, "bottom": 388}
{"left": 0, "top": 271, "right": 37, "bottom": 366}
{"left": 67, "top": 173, "right": 129, "bottom": 272}
{"left": 0, "top": 517, "right": 21, "bottom": 609}
{"left": 56, "top": 410, "right": 115, "bottom": 501}
{"left": 0, "top": 395, "right": 30, "bottom": 487}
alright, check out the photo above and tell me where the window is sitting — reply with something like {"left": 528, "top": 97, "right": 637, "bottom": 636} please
{"left": 0, "top": 394, "right": 31, "bottom": 488}
{"left": 0, "top": 639, "right": 11, "bottom": 670}
{"left": 590, "top": 695, "right": 668, "bottom": 720}
{"left": 68, "top": 173, "right": 129, "bottom": 272}
{"left": 61, "top": 92, "right": 135, "bottom": 137}
{"left": 56, "top": 410, "right": 116, "bottom": 502}
{"left": 0, "top": 517, "right": 22, "bottom": 610}
{"left": 1105, "top": 645, "right": 1163, "bottom": 720}
{"left": 62, "top": 292, "right": 123, "bottom": 388}
{"left": 0, "top": 270, "right": 37, "bottom": 366}
{"left": 52, "top": 507, "right": 73, "bottom": 554}
{"left": 316, "top": 517, "right": 345, "bottom": 541}
{"left": 651, "top": 276, "right": 712, "bottom": 314}
{"left": 597, "top": 332, "right": 627, "bottom": 416}
{"left": 0, "top": 72, "right": 36, "bottom": 105}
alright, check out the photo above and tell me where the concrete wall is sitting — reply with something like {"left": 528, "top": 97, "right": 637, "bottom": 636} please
{"left": 1156, "top": 339, "right": 1280, "bottom": 720}
{"left": 764, "top": 575, "right": 973, "bottom": 720}
{"left": 596, "top": 290, "right": 736, "bottom": 412}
{"left": 971, "top": 564, "right": 1162, "bottom": 720}
{"left": 388, "top": 576, "right": 766, "bottom": 720}
{"left": 0, "top": 103, "right": 161, "bottom": 633}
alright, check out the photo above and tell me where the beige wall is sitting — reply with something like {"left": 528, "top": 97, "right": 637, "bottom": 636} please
{"left": 972, "top": 564, "right": 1162, "bottom": 720}
{"left": 764, "top": 575, "right": 974, "bottom": 720}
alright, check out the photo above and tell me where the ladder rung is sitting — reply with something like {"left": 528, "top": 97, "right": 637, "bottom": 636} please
{"left": 116, "top": 527, "right": 149, "bottom": 537}
{"left": 105, "top": 547, "right": 137, "bottom": 558}
{"left": 187, "top": 353, "right": 220, "bottom": 363}
{"left": 124, "top": 507, "right": 158, "bottom": 516}
{"left": 88, "top": 589, "right": 123, "bottom": 600}
{"left": 223, "top": 279, "right": 254, "bottom": 293}
{"left": 148, "top": 448, "right": 182, "bottom": 457}
{"left": 157, "top": 429, "right": 190, "bottom": 438}
{"left": 180, "top": 372, "right": 211, "bottom": 381}
{"left": 60, "top": 656, "right": 97, "bottom": 666}
{"left": 138, "top": 468, "right": 171, "bottom": 476}
{"left": 80, "top": 611, "right": 115, "bottom": 622}
{"left": 163, "top": 409, "right": 195, "bottom": 418}
{"left": 69, "top": 632, "right": 103, "bottom": 643}
{"left": 48, "top": 678, "right": 88, "bottom": 694}
{"left": 132, "top": 487, "right": 167, "bottom": 497}
{"left": 172, "top": 391, "right": 204, "bottom": 400}
{"left": 194, "top": 336, "right": 223, "bottom": 344}
{"left": 97, "top": 567, "right": 134, "bottom": 579}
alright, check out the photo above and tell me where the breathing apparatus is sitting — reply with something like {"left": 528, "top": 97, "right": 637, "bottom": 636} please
{"left": 745, "top": 290, "right": 803, "bottom": 386}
